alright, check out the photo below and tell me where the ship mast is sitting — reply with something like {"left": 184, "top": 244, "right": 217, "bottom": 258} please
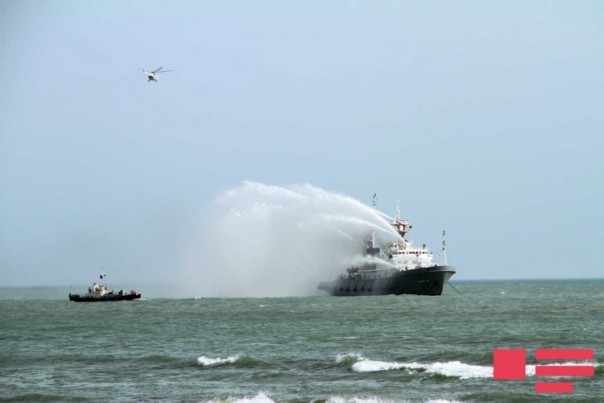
{"left": 393, "top": 199, "right": 410, "bottom": 240}
{"left": 366, "top": 193, "right": 379, "bottom": 256}
{"left": 441, "top": 230, "right": 448, "bottom": 265}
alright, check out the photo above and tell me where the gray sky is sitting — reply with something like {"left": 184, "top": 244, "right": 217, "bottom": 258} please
{"left": 1, "top": 1, "right": 603, "bottom": 290}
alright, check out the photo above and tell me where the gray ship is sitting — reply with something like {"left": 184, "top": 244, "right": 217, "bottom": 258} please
{"left": 318, "top": 204, "right": 455, "bottom": 296}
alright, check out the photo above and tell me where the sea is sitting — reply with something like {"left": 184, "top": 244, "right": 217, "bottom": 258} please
{"left": 1, "top": 280, "right": 602, "bottom": 402}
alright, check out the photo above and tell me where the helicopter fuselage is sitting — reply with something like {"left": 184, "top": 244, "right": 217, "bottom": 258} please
{"left": 141, "top": 67, "right": 171, "bottom": 82}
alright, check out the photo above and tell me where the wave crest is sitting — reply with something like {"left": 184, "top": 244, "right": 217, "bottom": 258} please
{"left": 197, "top": 355, "right": 240, "bottom": 367}
{"left": 206, "top": 392, "right": 275, "bottom": 403}
{"left": 335, "top": 353, "right": 365, "bottom": 366}
{"left": 342, "top": 355, "right": 492, "bottom": 379}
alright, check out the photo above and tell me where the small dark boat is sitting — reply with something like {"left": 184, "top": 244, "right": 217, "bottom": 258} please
{"left": 69, "top": 272, "right": 141, "bottom": 302}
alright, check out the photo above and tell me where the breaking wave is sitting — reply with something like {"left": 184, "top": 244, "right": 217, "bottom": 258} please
{"left": 197, "top": 355, "right": 241, "bottom": 367}
{"left": 205, "top": 392, "right": 274, "bottom": 403}
{"left": 336, "top": 354, "right": 599, "bottom": 380}
{"left": 326, "top": 398, "right": 462, "bottom": 403}
{"left": 204, "top": 393, "right": 462, "bottom": 403}
{"left": 196, "top": 354, "right": 266, "bottom": 369}
{"left": 351, "top": 358, "right": 492, "bottom": 379}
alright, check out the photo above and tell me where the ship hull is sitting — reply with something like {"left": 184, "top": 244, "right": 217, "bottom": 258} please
{"left": 318, "top": 265, "right": 455, "bottom": 296}
{"left": 68, "top": 293, "right": 141, "bottom": 302}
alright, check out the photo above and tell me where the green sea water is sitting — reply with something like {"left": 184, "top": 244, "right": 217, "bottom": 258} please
{"left": 1, "top": 280, "right": 602, "bottom": 402}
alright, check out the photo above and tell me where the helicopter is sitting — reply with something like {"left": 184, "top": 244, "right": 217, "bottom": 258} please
{"left": 140, "top": 67, "right": 173, "bottom": 83}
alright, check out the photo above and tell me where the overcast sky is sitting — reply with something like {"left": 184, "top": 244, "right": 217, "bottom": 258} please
{"left": 1, "top": 1, "right": 603, "bottom": 290}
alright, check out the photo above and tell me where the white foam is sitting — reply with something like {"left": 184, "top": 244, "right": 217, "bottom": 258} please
{"left": 349, "top": 356, "right": 599, "bottom": 380}
{"left": 197, "top": 355, "right": 239, "bottom": 367}
{"left": 206, "top": 392, "right": 275, "bottom": 403}
{"left": 207, "top": 396, "right": 462, "bottom": 403}
{"left": 326, "top": 397, "right": 402, "bottom": 403}
{"left": 422, "top": 361, "right": 492, "bottom": 379}
{"left": 335, "top": 352, "right": 365, "bottom": 363}
{"left": 352, "top": 359, "right": 409, "bottom": 373}
{"left": 348, "top": 357, "right": 492, "bottom": 379}
{"left": 325, "top": 398, "right": 463, "bottom": 403}
{"left": 229, "top": 392, "right": 275, "bottom": 403}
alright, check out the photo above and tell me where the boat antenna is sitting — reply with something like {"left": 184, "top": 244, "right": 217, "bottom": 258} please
{"left": 395, "top": 199, "right": 400, "bottom": 221}
{"left": 367, "top": 193, "right": 378, "bottom": 253}
{"left": 441, "top": 230, "right": 448, "bottom": 266}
